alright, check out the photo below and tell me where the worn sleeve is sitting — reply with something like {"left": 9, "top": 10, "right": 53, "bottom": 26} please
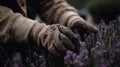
{"left": 37, "top": 0, "right": 81, "bottom": 25}
{"left": 0, "top": 6, "right": 37, "bottom": 43}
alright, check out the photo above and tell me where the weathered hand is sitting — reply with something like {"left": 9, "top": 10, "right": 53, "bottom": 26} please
{"left": 71, "top": 20, "right": 98, "bottom": 33}
{"left": 32, "top": 23, "right": 78, "bottom": 57}
{"left": 66, "top": 15, "right": 98, "bottom": 38}
{"left": 69, "top": 20, "right": 98, "bottom": 41}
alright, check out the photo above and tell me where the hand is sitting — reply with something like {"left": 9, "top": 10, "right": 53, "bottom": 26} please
{"left": 71, "top": 20, "right": 98, "bottom": 33}
{"left": 32, "top": 23, "right": 78, "bottom": 57}
{"left": 67, "top": 16, "right": 98, "bottom": 39}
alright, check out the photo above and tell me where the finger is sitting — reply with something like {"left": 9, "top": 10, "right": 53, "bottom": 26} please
{"left": 53, "top": 39, "right": 67, "bottom": 56}
{"left": 59, "top": 33, "right": 76, "bottom": 50}
{"left": 73, "top": 21, "right": 98, "bottom": 32}
{"left": 58, "top": 25, "right": 78, "bottom": 40}
{"left": 48, "top": 43, "right": 61, "bottom": 57}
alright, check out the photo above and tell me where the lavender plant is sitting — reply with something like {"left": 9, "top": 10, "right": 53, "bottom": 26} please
{"left": 64, "top": 18, "right": 120, "bottom": 67}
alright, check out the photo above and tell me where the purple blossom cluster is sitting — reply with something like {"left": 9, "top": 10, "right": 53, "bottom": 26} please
{"left": 64, "top": 18, "right": 120, "bottom": 67}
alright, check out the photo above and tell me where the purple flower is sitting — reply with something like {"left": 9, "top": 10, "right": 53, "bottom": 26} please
{"left": 64, "top": 19, "right": 120, "bottom": 67}
{"left": 95, "top": 41, "right": 101, "bottom": 49}
{"left": 79, "top": 42, "right": 86, "bottom": 47}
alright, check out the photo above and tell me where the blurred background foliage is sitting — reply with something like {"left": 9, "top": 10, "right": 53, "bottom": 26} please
{"left": 85, "top": 0, "right": 120, "bottom": 24}
{"left": 67, "top": 0, "right": 120, "bottom": 24}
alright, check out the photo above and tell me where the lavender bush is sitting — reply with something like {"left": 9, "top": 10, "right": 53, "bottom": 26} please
{"left": 64, "top": 18, "right": 120, "bottom": 67}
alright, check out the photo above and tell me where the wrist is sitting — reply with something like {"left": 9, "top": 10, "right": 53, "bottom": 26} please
{"left": 58, "top": 11, "right": 85, "bottom": 28}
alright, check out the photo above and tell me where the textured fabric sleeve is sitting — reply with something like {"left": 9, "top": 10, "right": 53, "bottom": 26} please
{"left": 37, "top": 0, "right": 82, "bottom": 25}
{"left": 0, "top": 6, "right": 37, "bottom": 43}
